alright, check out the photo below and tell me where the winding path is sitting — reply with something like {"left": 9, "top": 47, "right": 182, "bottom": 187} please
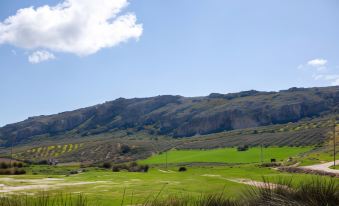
{"left": 300, "top": 160, "right": 339, "bottom": 174}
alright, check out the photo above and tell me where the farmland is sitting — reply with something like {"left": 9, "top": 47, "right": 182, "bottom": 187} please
{"left": 139, "top": 147, "right": 313, "bottom": 164}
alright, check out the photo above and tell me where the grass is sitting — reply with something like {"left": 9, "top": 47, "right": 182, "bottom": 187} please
{"left": 0, "top": 177, "right": 338, "bottom": 206}
{"left": 139, "top": 147, "right": 313, "bottom": 165}
{"left": 1, "top": 164, "right": 337, "bottom": 205}
{"left": 330, "top": 165, "right": 339, "bottom": 170}
{"left": 298, "top": 149, "right": 337, "bottom": 166}
{"left": 0, "top": 146, "right": 336, "bottom": 205}
{"left": 0, "top": 193, "right": 89, "bottom": 206}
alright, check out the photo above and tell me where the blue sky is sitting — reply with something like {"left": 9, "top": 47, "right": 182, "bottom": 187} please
{"left": 0, "top": 0, "right": 338, "bottom": 126}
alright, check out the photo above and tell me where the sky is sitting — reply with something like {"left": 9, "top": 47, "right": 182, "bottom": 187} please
{"left": 0, "top": 0, "right": 338, "bottom": 126}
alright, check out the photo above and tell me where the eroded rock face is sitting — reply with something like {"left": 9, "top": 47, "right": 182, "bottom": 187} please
{"left": 0, "top": 86, "right": 338, "bottom": 146}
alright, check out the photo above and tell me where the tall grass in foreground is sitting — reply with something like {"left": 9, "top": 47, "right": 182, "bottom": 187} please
{"left": 147, "top": 177, "right": 339, "bottom": 206}
{"left": 0, "top": 178, "right": 338, "bottom": 206}
{"left": 0, "top": 193, "right": 88, "bottom": 206}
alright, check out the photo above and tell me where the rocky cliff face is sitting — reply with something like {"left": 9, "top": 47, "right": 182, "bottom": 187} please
{"left": 0, "top": 86, "right": 338, "bottom": 146}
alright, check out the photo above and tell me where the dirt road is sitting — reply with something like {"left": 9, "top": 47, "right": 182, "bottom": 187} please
{"left": 301, "top": 160, "right": 339, "bottom": 174}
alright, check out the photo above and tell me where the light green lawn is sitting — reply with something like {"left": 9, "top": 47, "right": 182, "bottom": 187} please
{"left": 298, "top": 150, "right": 336, "bottom": 166}
{"left": 139, "top": 147, "right": 313, "bottom": 165}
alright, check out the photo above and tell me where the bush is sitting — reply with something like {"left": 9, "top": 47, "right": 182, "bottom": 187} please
{"left": 111, "top": 162, "right": 149, "bottom": 173}
{"left": 38, "top": 160, "right": 49, "bottom": 165}
{"left": 112, "top": 166, "right": 120, "bottom": 172}
{"left": 237, "top": 145, "right": 249, "bottom": 151}
{"left": 0, "top": 162, "right": 9, "bottom": 169}
{"left": 0, "top": 168, "right": 26, "bottom": 175}
{"left": 13, "top": 162, "right": 23, "bottom": 168}
{"left": 69, "top": 170, "right": 79, "bottom": 175}
{"left": 178, "top": 167, "right": 187, "bottom": 172}
{"left": 14, "top": 169, "right": 26, "bottom": 175}
{"left": 260, "top": 162, "right": 281, "bottom": 167}
{"left": 102, "top": 162, "right": 112, "bottom": 169}
{"left": 0, "top": 161, "right": 24, "bottom": 169}
{"left": 120, "top": 144, "right": 131, "bottom": 154}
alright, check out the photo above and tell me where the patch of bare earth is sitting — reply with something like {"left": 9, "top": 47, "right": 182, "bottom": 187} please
{"left": 0, "top": 177, "right": 110, "bottom": 194}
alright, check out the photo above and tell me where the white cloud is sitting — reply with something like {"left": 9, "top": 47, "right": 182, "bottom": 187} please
{"left": 307, "top": 58, "right": 327, "bottom": 67}
{"left": 0, "top": 0, "right": 142, "bottom": 59}
{"left": 307, "top": 58, "right": 327, "bottom": 71}
{"left": 313, "top": 74, "right": 339, "bottom": 86}
{"left": 28, "top": 50, "right": 55, "bottom": 64}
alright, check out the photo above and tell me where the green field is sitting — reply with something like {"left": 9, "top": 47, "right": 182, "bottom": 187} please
{"left": 0, "top": 164, "right": 333, "bottom": 205}
{"left": 1, "top": 146, "right": 337, "bottom": 205}
{"left": 139, "top": 147, "right": 313, "bottom": 165}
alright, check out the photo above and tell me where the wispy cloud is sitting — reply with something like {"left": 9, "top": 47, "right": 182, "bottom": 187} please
{"left": 299, "top": 58, "right": 338, "bottom": 86}
{"left": 28, "top": 50, "right": 55, "bottom": 64}
{"left": 0, "top": 0, "right": 143, "bottom": 63}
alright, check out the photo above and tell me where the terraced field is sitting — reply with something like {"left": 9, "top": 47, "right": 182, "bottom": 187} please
{"left": 14, "top": 143, "right": 84, "bottom": 160}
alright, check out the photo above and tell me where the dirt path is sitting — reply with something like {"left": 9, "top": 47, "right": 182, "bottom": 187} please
{"left": 201, "top": 174, "right": 279, "bottom": 189}
{"left": 300, "top": 160, "right": 339, "bottom": 174}
{"left": 0, "top": 177, "right": 109, "bottom": 194}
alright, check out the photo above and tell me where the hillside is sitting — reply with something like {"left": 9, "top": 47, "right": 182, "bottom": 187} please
{"left": 0, "top": 86, "right": 338, "bottom": 148}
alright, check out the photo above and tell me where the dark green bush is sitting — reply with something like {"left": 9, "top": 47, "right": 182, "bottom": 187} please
{"left": 178, "top": 167, "right": 187, "bottom": 172}
{"left": 102, "top": 162, "right": 112, "bottom": 169}
{"left": 111, "top": 162, "right": 149, "bottom": 173}
{"left": 237, "top": 145, "right": 249, "bottom": 151}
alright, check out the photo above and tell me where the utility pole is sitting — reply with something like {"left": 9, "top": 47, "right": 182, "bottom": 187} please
{"left": 334, "top": 118, "right": 337, "bottom": 167}
{"left": 165, "top": 150, "right": 168, "bottom": 170}
{"left": 260, "top": 144, "right": 263, "bottom": 164}
{"left": 10, "top": 136, "right": 14, "bottom": 168}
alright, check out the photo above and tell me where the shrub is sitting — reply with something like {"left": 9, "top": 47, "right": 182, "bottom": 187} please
{"left": 140, "top": 165, "right": 149, "bottom": 172}
{"left": 111, "top": 162, "right": 149, "bottom": 173}
{"left": 0, "top": 162, "right": 9, "bottom": 169}
{"left": 120, "top": 144, "right": 131, "bottom": 154}
{"left": 69, "top": 170, "right": 79, "bottom": 175}
{"left": 14, "top": 169, "right": 26, "bottom": 175}
{"left": 0, "top": 168, "right": 26, "bottom": 175}
{"left": 237, "top": 145, "right": 249, "bottom": 151}
{"left": 178, "top": 167, "right": 187, "bottom": 172}
{"left": 38, "top": 160, "right": 49, "bottom": 165}
{"left": 102, "top": 162, "right": 112, "bottom": 169}
{"left": 112, "top": 166, "right": 120, "bottom": 172}
{"left": 260, "top": 162, "right": 281, "bottom": 167}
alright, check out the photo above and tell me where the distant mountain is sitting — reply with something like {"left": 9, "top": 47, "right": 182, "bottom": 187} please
{"left": 0, "top": 86, "right": 338, "bottom": 147}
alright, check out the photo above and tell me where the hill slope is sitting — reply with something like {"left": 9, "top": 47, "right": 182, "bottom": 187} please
{"left": 0, "top": 86, "right": 338, "bottom": 147}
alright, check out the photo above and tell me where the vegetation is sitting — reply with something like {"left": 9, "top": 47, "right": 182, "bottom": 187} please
{"left": 1, "top": 86, "right": 338, "bottom": 148}
{"left": 0, "top": 193, "right": 88, "bottom": 206}
{"left": 0, "top": 161, "right": 26, "bottom": 175}
{"left": 139, "top": 147, "right": 312, "bottom": 164}
{"left": 0, "top": 177, "right": 337, "bottom": 206}
{"left": 112, "top": 162, "right": 149, "bottom": 172}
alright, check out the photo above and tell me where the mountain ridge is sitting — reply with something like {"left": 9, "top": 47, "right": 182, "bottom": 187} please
{"left": 1, "top": 86, "right": 338, "bottom": 147}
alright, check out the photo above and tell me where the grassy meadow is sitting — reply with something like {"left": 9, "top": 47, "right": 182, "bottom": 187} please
{"left": 1, "top": 164, "right": 336, "bottom": 205}
{"left": 2, "top": 146, "right": 338, "bottom": 205}
{"left": 139, "top": 146, "right": 313, "bottom": 164}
